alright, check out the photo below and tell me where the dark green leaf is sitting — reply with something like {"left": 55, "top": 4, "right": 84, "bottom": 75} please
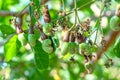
{"left": 4, "top": 34, "right": 20, "bottom": 61}
{"left": 112, "top": 38, "right": 120, "bottom": 58}
{"left": 34, "top": 41, "right": 49, "bottom": 69}
{"left": 0, "top": 24, "right": 15, "bottom": 35}
{"left": 34, "top": 29, "right": 40, "bottom": 40}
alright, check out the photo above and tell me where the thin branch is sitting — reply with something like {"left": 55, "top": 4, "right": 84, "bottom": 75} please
{"left": 0, "top": 9, "right": 29, "bottom": 17}
{"left": 94, "top": 3, "right": 105, "bottom": 44}
{"left": 0, "top": 0, "right": 49, "bottom": 17}
{"left": 95, "top": 30, "right": 120, "bottom": 62}
{"left": 51, "top": 0, "right": 95, "bottom": 23}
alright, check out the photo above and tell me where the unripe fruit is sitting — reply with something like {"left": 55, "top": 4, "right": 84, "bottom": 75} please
{"left": 87, "top": 45, "right": 98, "bottom": 54}
{"left": 28, "top": 34, "right": 36, "bottom": 46}
{"left": 42, "top": 39, "right": 52, "bottom": 46}
{"left": 110, "top": 15, "right": 120, "bottom": 31}
{"left": 68, "top": 42, "right": 79, "bottom": 54}
{"left": 42, "top": 45, "right": 53, "bottom": 53}
{"left": 42, "top": 39, "right": 53, "bottom": 53}
{"left": 43, "top": 23, "right": 53, "bottom": 36}
{"left": 90, "top": 45, "right": 98, "bottom": 52}
{"left": 55, "top": 31, "right": 62, "bottom": 40}
{"left": 18, "top": 32, "right": 27, "bottom": 46}
{"left": 79, "top": 43, "right": 88, "bottom": 50}
{"left": 61, "top": 42, "right": 69, "bottom": 54}
{"left": 43, "top": 23, "right": 52, "bottom": 30}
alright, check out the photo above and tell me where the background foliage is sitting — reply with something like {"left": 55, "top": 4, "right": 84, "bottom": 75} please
{"left": 0, "top": 0, "right": 120, "bottom": 80}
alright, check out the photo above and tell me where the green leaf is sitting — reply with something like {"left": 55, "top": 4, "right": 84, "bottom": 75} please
{"left": 4, "top": 34, "right": 20, "bottom": 61}
{"left": 34, "top": 41, "right": 49, "bottom": 70}
{"left": 34, "top": 29, "right": 40, "bottom": 39}
{"left": 0, "top": 24, "right": 15, "bottom": 35}
{"left": 112, "top": 38, "right": 120, "bottom": 58}
{"left": 6, "top": 0, "right": 19, "bottom": 5}
{"left": 49, "top": 9, "right": 58, "bottom": 20}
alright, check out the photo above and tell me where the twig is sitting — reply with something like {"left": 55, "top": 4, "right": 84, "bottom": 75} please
{"left": 0, "top": 9, "right": 29, "bottom": 17}
{"left": 95, "top": 30, "right": 120, "bottom": 62}
{"left": 94, "top": 3, "right": 105, "bottom": 44}
{"left": 51, "top": 0, "right": 95, "bottom": 23}
{"left": 0, "top": 0, "right": 49, "bottom": 17}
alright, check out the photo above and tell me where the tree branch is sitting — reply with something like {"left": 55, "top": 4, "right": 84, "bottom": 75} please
{"left": 0, "top": 9, "right": 29, "bottom": 17}
{"left": 0, "top": 0, "right": 49, "bottom": 17}
{"left": 95, "top": 30, "right": 120, "bottom": 62}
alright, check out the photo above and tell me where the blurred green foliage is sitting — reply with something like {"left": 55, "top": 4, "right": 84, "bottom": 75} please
{"left": 0, "top": 0, "right": 120, "bottom": 80}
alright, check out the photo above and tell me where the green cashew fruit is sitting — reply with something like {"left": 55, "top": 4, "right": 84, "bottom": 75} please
{"left": 86, "top": 45, "right": 98, "bottom": 54}
{"left": 79, "top": 43, "right": 88, "bottom": 50}
{"left": 68, "top": 42, "right": 79, "bottom": 54}
{"left": 61, "top": 42, "right": 69, "bottom": 55}
{"left": 110, "top": 15, "right": 120, "bottom": 31}
{"left": 42, "top": 39, "right": 52, "bottom": 46}
{"left": 18, "top": 32, "right": 27, "bottom": 46}
{"left": 28, "top": 34, "right": 36, "bottom": 46}
{"left": 90, "top": 45, "right": 98, "bottom": 52}
{"left": 42, "top": 39, "right": 53, "bottom": 53}
{"left": 42, "top": 45, "right": 53, "bottom": 53}
{"left": 43, "top": 23, "right": 53, "bottom": 36}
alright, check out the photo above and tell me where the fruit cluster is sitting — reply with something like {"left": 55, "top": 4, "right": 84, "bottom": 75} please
{"left": 10, "top": 1, "right": 120, "bottom": 73}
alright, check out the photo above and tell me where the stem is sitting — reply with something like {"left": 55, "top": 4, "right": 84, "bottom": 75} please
{"left": 69, "top": 24, "right": 76, "bottom": 31}
{"left": 29, "top": 3, "right": 34, "bottom": 34}
{"left": 74, "top": 0, "right": 77, "bottom": 24}
{"left": 94, "top": 29, "right": 98, "bottom": 44}
{"left": 51, "top": 0, "right": 95, "bottom": 23}
{"left": 69, "top": 0, "right": 77, "bottom": 31}
{"left": 89, "top": 29, "right": 97, "bottom": 36}
{"left": 94, "top": 3, "right": 105, "bottom": 44}
{"left": 75, "top": 8, "right": 84, "bottom": 30}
